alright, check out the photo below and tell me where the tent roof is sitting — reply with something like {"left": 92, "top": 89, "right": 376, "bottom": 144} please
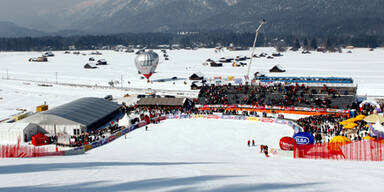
{"left": 270, "top": 65, "right": 285, "bottom": 71}
{"left": 0, "top": 122, "right": 29, "bottom": 132}
{"left": 137, "top": 98, "right": 187, "bottom": 106}
{"left": 24, "top": 97, "right": 121, "bottom": 128}
{"left": 190, "top": 72, "right": 204, "bottom": 77}
{"left": 118, "top": 114, "right": 130, "bottom": 127}
{"left": 364, "top": 114, "right": 384, "bottom": 123}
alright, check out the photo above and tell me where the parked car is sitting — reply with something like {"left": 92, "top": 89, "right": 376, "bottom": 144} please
{"left": 104, "top": 95, "right": 113, "bottom": 101}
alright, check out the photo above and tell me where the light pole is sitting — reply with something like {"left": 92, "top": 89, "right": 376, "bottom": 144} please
{"left": 246, "top": 19, "right": 266, "bottom": 81}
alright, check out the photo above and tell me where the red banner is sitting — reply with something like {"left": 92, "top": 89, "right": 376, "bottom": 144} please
{"left": 294, "top": 141, "right": 384, "bottom": 161}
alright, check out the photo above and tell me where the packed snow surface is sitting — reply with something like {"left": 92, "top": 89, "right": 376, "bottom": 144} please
{"left": 1, "top": 119, "right": 383, "bottom": 192}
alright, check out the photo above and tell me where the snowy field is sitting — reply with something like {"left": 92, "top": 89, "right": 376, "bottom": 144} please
{"left": 1, "top": 47, "right": 384, "bottom": 119}
{"left": 1, "top": 119, "right": 384, "bottom": 192}
{"left": 1, "top": 48, "right": 384, "bottom": 191}
{"left": 0, "top": 48, "right": 384, "bottom": 95}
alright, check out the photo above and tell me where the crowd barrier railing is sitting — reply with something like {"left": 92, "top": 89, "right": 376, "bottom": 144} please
{"left": 196, "top": 104, "right": 350, "bottom": 115}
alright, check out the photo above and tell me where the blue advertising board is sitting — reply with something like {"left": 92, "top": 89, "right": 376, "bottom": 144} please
{"left": 293, "top": 132, "right": 315, "bottom": 145}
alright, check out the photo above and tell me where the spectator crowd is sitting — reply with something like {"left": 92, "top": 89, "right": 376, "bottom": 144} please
{"left": 198, "top": 83, "right": 356, "bottom": 109}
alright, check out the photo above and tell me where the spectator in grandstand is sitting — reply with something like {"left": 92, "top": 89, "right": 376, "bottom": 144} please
{"left": 197, "top": 83, "right": 350, "bottom": 109}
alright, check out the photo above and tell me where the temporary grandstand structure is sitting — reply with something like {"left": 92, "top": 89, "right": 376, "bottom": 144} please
{"left": 23, "top": 97, "right": 121, "bottom": 137}
{"left": 137, "top": 97, "right": 193, "bottom": 108}
{"left": 269, "top": 65, "right": 286, "bottom": 73}
{"left": 253, "top": 76, "right": 354, "bottom": 84}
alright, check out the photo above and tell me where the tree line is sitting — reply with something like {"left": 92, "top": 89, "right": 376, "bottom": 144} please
{"left": 0, "top": 32, "right": 380, "bottom": 51}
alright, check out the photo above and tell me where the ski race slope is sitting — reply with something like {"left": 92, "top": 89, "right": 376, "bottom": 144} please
{"left": 1, "top": 119, "right": 384, "bottom": 192}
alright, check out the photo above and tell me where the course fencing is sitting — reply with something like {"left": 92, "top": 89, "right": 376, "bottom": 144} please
{"left": 0, "top": 116, "right": 167, "bottom": 158}
{"left": 0, "top": 144, "right": 64, "bottom": 158}
{"left": 294, "top": 140, "right": 384, "bottom": 161}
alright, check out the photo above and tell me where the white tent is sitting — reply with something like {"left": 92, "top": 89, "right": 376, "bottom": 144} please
{"left": 0, "top": 123, "right": 28, "bottom": 144}
{"left": 373, "top": 121, "right": 384, "bottom": 132}
{"left": 118, "top": 114, "right": 131, "bottom": 127}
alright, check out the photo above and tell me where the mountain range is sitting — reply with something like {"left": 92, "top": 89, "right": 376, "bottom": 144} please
{"left": 1, "top": 0, "right": 383, "bottom": 37}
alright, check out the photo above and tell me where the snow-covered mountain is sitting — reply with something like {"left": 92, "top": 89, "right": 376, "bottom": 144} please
{"left": 1, "top": 0, "right": 384, "bottom": 37}
{"left": 62, "top": 0, "right": 384, "bottom": 36}
{"left": 0, "top": 21, "right": 46, "bottom": 37}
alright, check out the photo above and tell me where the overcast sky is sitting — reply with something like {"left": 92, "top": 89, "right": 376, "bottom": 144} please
{"left": 0, "top": 0, "right": 84, "bottom": 20}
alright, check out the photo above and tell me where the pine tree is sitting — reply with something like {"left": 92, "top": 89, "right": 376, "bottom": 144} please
{"left": 292, "top": 39, "right": 301, "bottom": 51}
{"left": 368, "top": 36, "right": 378, "bottom": 48}
{"left": 303, "top": 38, "right": 309, "bottom": 50}
{"left": 310, "top": 38, "right": 318, "bottom": 50}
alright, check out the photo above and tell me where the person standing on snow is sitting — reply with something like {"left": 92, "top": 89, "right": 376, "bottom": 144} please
{"left": 264, "top": 145, "right": 269, "bottom": 157}
{"left": 247, "top": 140, "right": 251, "bottom": 147}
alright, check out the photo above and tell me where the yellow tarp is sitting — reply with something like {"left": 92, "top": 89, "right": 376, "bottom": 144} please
{"left": 346, "top": 118, "right": 357, "bottom": 123}
{"left": 339, "top": 120, "right": 349, "bottom": 125}
{"left": 355, "top": 115, "right": 366, "bottom": 121}
{"left": 362, "top": 136, "right": 375, "bottom": 141}
{"left": 343, "top": 123, "right": 358, "bottom": 129}
{"left": 329, "top": 136, "right": 351, "bottom": 143}
{"left": 329, "top": 136, "right": 351, "bottom": 152}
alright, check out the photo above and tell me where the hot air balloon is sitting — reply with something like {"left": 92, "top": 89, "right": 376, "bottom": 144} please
{"left": 135, "top": 51, "right": 159, "bottom": 79}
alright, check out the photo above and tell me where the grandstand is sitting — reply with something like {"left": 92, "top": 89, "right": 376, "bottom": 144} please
{"left": 254, "top": 76, "right": 354, "bottom": 84}
{"left": 197, "top": 78, "right": 357, "bottom": 110}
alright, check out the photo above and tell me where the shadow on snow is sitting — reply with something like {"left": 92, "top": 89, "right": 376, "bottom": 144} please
{"left": 0, "top": 175, "right": 322, "bottom": 192}
{"left": 0, "top": 161, "right": 220, "bottom": 174}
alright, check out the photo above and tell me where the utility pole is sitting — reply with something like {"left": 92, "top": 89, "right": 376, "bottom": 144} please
{"left": 246, "top": 19, "right": 266, "bottom": 81}
{"left": 55, "top": 72, "right": 58, "bottom": 84}
{"left": 6, "top": 69, "right": 9, "bottom": 80}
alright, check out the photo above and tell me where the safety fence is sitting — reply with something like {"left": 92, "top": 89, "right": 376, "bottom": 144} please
{"left": 294, "top": 140, "right": 384, "bottom": 161}
{"left": 0, "top": 116, "right": 166, "bottom": 158}
{"left": 0, "top": 144, "right": 64, "bottom": 158}
{"left": 165, "top": 114, "right": 302, "bottom": 134}
{"left": 63, "top": 116, "right": 167, "bottom": 156}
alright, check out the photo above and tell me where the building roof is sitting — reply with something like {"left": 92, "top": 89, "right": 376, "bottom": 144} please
{"left": 24, "top": 97, "right": 121, "bottom": 128}
{"left": 137, "top": 98, "right": 187, "bottom": 106}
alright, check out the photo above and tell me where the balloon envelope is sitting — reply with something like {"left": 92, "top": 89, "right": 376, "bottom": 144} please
{"left": 135, "top": 51, "right": 159, "bottom": 79}
{"left": 279, "top": 136, "right": 296, "bottom": 151}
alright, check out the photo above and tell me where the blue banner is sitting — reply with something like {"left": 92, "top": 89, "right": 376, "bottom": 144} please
{"left": 293, "top": 132, "right": 315, "bottom": 145}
